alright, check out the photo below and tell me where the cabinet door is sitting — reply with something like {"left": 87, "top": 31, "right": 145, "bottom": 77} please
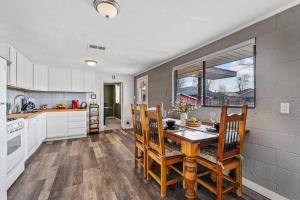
{"left": 8, "top": 46, "right": 17, "bottom": 86}
{"left": 16, "top": 52, "right": 27, "bottom": 88}
{"left": 71, "top": 70, "right": 84, "bottom": 92}
{"left": 49, "top": 68, "right": 71, "bottom": 91}
{"left": 37, "top": 113, "right": 46, "bottom": 144}
{"left": 34, "top": 64, "right": 48, "bottom": 91}
{"left": 0, "top": 58, "right": 7, "bottom": 103}
{"left": 84, "top": 71, "right": 95, "bottom": 92}
{"left": 27, "top": 118, "right": 38, "bottom": 156}
{"left": 26, "top": 59, "right": 33, "bottom": 90}
{"left": 46, "top": 112, "right": 67, "bottom": 138}
{"left": 0, "top": 42, "right": 9, "bottom": 60}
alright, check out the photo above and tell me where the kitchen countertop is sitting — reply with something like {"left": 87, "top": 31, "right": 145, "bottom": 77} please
{"left": 7, "top": 109, "right": 87, "bottom": 120}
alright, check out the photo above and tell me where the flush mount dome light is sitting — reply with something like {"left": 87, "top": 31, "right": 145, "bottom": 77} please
{"left": 85, "top": 60, "right": 97, "bottom": 67}
{"left": 94, "top": 0, "right": 120, "bottom": 18}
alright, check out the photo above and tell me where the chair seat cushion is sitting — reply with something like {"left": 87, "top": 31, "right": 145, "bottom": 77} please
{"left": 165, "top": 146, "right": 183, "bottom": 158}
{"left": 199, "top": 146, "right": 217, "bottom": 163}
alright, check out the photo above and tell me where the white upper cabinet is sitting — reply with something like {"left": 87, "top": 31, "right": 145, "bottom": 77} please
{"left": 16, "top": 52, "right": 33, "bottom": 90}
{"left": 84, "top": 71, "right": 95, "bottom": 92}
{"left": 5, "top": 44, "right": 96, "bottom": 92}
{"left": 0, "top": 43, "right": 9, "bottom": 60}
{"left": 16, "top": 52, "right": 27, "bottom": 88}
{"left": 33, "top": 64, "right": 48, "bottom": 91}
{"left": 71, "top": 70, "right": 85, "bottom": 92}
{"left": 7, "top": 46, "right": 17, "bottom": 86}
{"left": 49, "top": 68, "right": 71, "bottom": 91}
{"left": 26, "top": 59, "right": 33, "bottom": 89}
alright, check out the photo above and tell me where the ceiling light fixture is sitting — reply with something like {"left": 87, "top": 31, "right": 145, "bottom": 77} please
{"left": 85, "top": 60, "right": 98, "bottom": 67}
{"left": 93, "top": 0, "right": 120, "bottom": 18}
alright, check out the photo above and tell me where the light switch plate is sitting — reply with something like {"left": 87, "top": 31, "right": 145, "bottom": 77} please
{"left": 280, "top": 103, "right": 290, "bottom": 114}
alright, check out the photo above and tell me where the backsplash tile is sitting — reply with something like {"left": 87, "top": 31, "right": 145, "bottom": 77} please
{"left": 7, "top": 89, "right": 88, "bottom": 109}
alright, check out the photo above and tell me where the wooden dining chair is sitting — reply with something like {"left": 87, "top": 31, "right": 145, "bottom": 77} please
{"left": 196, "top": 105, "right": 248, "bottom": 200}
{"left": 131, "top": 104, "right": 147, "bottom": 178}
{"left": 143, "top": 105, "right": 184, "bottom": 197}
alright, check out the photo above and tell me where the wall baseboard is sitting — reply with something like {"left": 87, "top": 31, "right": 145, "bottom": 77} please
{"left": 243, "top": 177, "right": 289, "bottom": 200}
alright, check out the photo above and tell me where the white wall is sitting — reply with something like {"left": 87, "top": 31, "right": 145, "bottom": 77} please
{"left": 95, "top": 72, "right": 134, "bottom": 130}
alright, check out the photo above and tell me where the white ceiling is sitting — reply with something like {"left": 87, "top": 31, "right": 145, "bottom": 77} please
{"left": 0, "top": 0, "right": 298, "bottom": 74}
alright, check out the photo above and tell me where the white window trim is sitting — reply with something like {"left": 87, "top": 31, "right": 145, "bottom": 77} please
{"left": 172, "top": 38, "right": 256, "bottom": 105}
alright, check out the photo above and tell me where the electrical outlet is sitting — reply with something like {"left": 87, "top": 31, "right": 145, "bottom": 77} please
{"left": 280, "top": 103, "right": 290, "bottom": 114}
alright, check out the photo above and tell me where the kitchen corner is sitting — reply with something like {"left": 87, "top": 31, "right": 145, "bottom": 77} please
{"left": 5, "top": 90, "right": 91, "bottom": 190}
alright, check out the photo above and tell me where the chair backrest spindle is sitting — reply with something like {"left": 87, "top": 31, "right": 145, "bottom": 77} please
{"left": 131, "top": 104, "right": 146, "bottom": 143}
{"left": 144, "top": 105, "right": 165, "bottom": 156}
{"left": 217, "top": 105, "right": 248, "bottom": 161}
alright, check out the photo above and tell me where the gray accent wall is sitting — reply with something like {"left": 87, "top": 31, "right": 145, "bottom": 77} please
{"left": 135, "top": 5, "right": 300, "bottom": 200}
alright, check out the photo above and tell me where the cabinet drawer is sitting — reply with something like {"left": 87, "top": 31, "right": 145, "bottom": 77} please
{"left": 67, "top": 128, "right": 86, "bottom": 136}
{"left": 68, "top": 121, "right": 86, "bottom": 129}
{"left": 68, "top": 112, "right": 86, "bottom": 122}
{"left": 67, "top": 111, "right": 86, "bottom": 117}
{"left": 68, "top": 116, "right": 86, "bottom": 122}
{"left": 47, "top": 112, "right": 67, "bottom": 118}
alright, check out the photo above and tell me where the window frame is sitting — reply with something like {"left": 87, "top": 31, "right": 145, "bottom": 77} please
{"left": 202, "top": 45, "right": 256, "bottom": 108}
{"left": 172, "top": 39, "right": 257, "bottom": 109}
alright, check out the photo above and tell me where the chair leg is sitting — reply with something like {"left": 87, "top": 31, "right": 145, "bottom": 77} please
{"left": 235, "top": 160, "right": 242, "bottom": 196}
{"left": 183, "top": 160, "right": 185, "bottom": 189}
{"left": 143, "top": 150, "right": 147, "bottom": 178}
{"left": 134, "top": 146, "right": 138, "bottom": 168}
{"left": 216, "top": 165, "right": 223, "bottom": 200}
{"left": 160, "top": 159, "right": 167, "bottom": 197}
{"left": 146, "top": 154, "right": 151, "bottom": 180}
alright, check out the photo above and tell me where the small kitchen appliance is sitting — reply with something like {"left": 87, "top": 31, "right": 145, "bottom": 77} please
{"left": 72, "top": 100, "right": 79, "bottom": 109}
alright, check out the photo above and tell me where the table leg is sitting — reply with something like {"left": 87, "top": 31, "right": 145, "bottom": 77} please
{"left": 184, "top": 156, "right": 197, "bottom": 199}
{"left": 181, "top": 141, "right": 199, "bottom": 200}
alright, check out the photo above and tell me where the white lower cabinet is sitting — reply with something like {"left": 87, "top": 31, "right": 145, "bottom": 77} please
{"left": 26, "top": 117, "right": 39, "bottom": 159}
{"left": 38, "top": 113, "right": 47, "bottom": 144}
{"left": 67, "top": 111, "right": 87, "bottom": 136}
{"left": 46, "top": 112, "right": 67, "bottom": 139}
{"left": 47, "top": 111, "right": 87, "bottom": 139}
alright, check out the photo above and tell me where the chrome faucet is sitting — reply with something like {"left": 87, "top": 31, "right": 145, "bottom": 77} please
{"left": 13, "top": 94, "right": 25, "bottom": 113}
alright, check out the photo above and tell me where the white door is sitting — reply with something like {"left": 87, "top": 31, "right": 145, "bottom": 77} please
{"left": 0, "top": 58, "right": 7, "bottom": 200}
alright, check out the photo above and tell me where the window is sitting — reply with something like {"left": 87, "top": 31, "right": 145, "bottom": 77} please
{"left": 173, "top": 39, "right": 256, "bottom": 108}
{"left": 174, "top": 63, "right": 202, "bottom": 106}
{"left": 204, "top": 44, "right": 255, "bottom": 107}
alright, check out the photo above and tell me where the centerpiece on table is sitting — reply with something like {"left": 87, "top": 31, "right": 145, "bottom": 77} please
{"left": 170, "top": 98, "right": 197, "bottom": 124}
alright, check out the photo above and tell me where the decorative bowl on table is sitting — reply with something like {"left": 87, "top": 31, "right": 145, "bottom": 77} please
{"left": 166, "top": 120, "right": 176, "bottom": 129}
{"left": 185, "top": 118, "right": 201, "bottom": 127}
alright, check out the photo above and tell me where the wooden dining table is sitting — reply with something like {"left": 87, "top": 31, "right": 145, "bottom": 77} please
{"left": 163, "top": 118, "right": 249, "bottom": 199}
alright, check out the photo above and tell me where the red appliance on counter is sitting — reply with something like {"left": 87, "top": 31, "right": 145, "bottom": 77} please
{"left": 72, "top": 100, "right": 79, "bottom": 109}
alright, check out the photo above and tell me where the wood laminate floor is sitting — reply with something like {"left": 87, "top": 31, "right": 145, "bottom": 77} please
{"left": 8, "top": 129, "right": 267, "bottom": 200}
{"left": 104, "top": 117, "right": 121, "bottom": 130}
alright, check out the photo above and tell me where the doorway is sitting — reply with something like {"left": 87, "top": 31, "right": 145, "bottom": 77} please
{"left": 103, "top": 83, "right": 122, "bottom": 130}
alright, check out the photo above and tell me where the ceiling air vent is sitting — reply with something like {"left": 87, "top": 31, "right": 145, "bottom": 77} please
{"left": 88, "top": 44, "right": 106, "bottom": 51}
